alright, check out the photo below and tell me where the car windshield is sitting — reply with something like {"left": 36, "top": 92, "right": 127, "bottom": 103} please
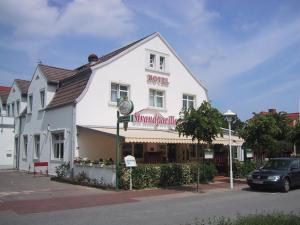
{"left": 263, "top": 159, "right": 290, "bottom": 170}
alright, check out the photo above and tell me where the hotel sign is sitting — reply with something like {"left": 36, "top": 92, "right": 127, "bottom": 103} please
{"left": 132, "top": 109, "right": 177, "bottom": 127}
{"left": 147, "top": 74, "right": 169, "bottom": 86}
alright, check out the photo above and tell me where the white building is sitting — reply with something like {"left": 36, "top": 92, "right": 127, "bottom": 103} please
{"left": 0, "top": 86, "right": 14, "bottom": 168}
{"left": 12, "top": 32, "right": 243, "bottom": 175}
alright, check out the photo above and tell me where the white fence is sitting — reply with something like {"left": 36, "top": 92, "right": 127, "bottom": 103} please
{"left": 73, "top": 164, "right": 116, "bottom": 187}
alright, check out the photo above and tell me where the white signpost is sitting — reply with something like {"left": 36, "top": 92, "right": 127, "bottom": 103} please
{"left": 124, "top": 155, "right": 137, "bottom": 190}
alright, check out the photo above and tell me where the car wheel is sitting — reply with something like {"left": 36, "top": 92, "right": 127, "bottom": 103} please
{"left": 282, "top": 178, "right": 290, "bottom": 192}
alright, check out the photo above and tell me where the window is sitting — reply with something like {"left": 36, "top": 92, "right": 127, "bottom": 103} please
{"left": 34, "top": 135, "right": 40, "bottom": 159}
{"left": 40, "top": 90, "right": 45, "bottom": 109}
{"left": 52, "top": 132, "right": 64, "bottom": 160}
{"left": 134, "top": 144, "right": 144, "bottom": 159}
{"left": 11, "top": 102, "right": 15, "bottom": 117}
{"left": 122, "top": 143, "right": 132, "bottom": 157}
{"left": 110, "top": 83, "right": 129, "bottom": 103}
{"left": 28, "top": 95, "right": 33, "bottom": 112}
{"left": 182, "top": 95, "right": 195, "bottom": 109}
{"left": 16, "top": 100, "right": 20, "bottom": 115}
{"left": 149, "top": 89, "right": 164, "bottom": 108}
{"left": 159, "top": 56, "right": 165, "bottom": 71}
{"left": 149, "top": 54, "right": 156, "bottom": 68}
{"left": 7, "top": 105, "right": 10, "bottom": 116}
{"left": 23, "top": 135, "right": 28, "bottom": 159}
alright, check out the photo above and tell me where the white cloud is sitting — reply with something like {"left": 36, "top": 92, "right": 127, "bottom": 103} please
{"left": 0, "top": 0, "right": 134, "bottom": 38}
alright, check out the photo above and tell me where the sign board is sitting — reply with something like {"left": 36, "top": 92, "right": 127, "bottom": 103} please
{"left": 118, "top": 115, "right": 133, "bottom": 123}
{"left": 124, "top": 155, "right": 137, "bottom": 167}
{"left": 204, "top": 149, "right": 214, "bottom": 159}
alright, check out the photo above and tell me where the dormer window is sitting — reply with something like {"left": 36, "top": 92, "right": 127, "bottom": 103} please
{"left": 40, "top": 90, "right": 45, "bottom": 109}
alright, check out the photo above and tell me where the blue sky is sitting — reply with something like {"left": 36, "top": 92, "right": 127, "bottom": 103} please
{"left": 0, "top": 0, "right": 299, "bottom": 120}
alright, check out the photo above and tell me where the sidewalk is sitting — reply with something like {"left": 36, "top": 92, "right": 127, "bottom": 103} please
{"left": 0, "top": 177, "right": 244, "bottom": 214}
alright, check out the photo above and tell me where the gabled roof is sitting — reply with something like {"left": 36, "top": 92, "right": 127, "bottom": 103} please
{"left": 0, "top": 86, "right": 11, "bottom": 105}
{"left": 76, "top": 32, "right": 156, "bottom": 71}
{"left": 15, "top": 79, "right": 30, "bottom": 96}
{"left": 46, "top": 68, "right": 92, "bottom": 110}
{"left": 38, "top": 64, "right": 75, "bottom": 84}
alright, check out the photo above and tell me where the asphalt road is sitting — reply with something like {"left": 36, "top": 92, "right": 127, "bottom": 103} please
{"left": 1, "top": 171, "right": 300, "bottom": 225}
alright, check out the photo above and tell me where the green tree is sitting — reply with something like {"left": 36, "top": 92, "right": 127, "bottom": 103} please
{"left": 290, "top": 123, "right": 300, "bottom": 146}
{"left": 176, "top": 101, "right": 223, "bottom": 189}
{"left": 241, "top": 112, "right": 294, "bottom": 162}
{"left": 176, "top": 101, "right": 224, "bottom": 145}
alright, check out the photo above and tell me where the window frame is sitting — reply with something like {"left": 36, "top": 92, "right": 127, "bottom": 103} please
{"left": 40, "top": 89, "right": 46, "bottom": 109}
{"left": 149, "top": 89, "right": 165, "bottom": 109}
{"left": 16, "top": 99, "right": 20, "bottom": 116}
{"left": 23, "top": 135, "right": 28, "bottom": 159}
{"left": 182, "top": 94, "right": 196, "bottom": 109}
{"left": 146, "top": 50, "right": 169, "bottom": 74}
{"left": 110, "top": 82, "right": 130, "bottom": 104}
{"left": 52, "top": 131, "right": 65, "bottom": 160}
{"left": 28, "top": 94, "right": 33, "bottom": 113}
{"left": 11, "top": 102, "right": 15, "bottom": 117}
{"left": 34, "top": 134, "right": 40, "bottom": 159}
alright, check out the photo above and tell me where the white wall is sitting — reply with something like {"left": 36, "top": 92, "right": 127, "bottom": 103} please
{"left": 76, "top": 35, "right": 208, "bottom": 128}
{"left": 18, "top": 67, "right": 74, "bottom": 175}
{"left": 0, "top": 117, "right": 14, "bottom": 167}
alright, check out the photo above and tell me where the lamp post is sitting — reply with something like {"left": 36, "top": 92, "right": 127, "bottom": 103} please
{"left": 224, "top": 109, "right": 236, "bottom": 189}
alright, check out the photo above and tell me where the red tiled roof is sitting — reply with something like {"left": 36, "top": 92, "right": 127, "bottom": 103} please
{"left": 286, "top": 113, "right": 299, "bottom": 120}
{"left": 15, "top": 79, "right": 30, "bottom": 96}
{"left": 0, "top": 86, "right": 11, "bottom": 105}
{"left": 39, "top": 64, "right": 75, "bottom": 83}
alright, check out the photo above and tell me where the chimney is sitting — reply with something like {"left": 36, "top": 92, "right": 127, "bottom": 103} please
{"left": 88, "top": 53, "right": 98, "bottom": 65}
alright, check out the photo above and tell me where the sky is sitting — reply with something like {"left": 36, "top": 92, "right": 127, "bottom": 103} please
{"left": 0, "top": 0, "right": 299, "bottom": 121}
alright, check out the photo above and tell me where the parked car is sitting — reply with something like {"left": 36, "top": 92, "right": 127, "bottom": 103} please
{"left": 247, "top": 158, "right": 300, "bottom": 192}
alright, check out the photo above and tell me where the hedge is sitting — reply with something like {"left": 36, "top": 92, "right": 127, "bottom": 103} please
{"left": 119, "top": 163, "right": 217, "bottom": 190}
{"left": 233, "top": 160, "right": 258, "bottom": 178}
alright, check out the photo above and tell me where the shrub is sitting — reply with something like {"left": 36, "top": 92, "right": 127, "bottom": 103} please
{"left": 119, "top": 163, "right": 217, "bottom": 190}
{"left": 233, "top": 160, "right": 258, "bottom": 178}
{"left": 55, "top": 162, "right": 70, "bottom": 178}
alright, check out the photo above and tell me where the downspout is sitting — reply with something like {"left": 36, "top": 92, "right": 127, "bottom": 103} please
{"left": 70, "top": 104, "right": 76, "bottom": 177}
{"left": 17, "top": 115, "right": 21, "bottom": 170}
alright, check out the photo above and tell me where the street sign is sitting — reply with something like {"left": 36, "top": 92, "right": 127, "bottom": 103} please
{"left": 124, "top": 155, "right": 137, "bottom": 167}
{"left": 118, "top": 115, "right": 133, "bottom": 123}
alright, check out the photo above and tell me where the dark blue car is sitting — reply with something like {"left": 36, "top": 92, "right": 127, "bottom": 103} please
{"left": 247, "top": 158, "right": 300, "bottom": 192}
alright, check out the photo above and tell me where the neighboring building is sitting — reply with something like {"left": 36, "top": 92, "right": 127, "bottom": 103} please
{"left": 0, "top": 86, "right": 14, "bottom": 168}
{"left": 6, "top": 79, "right": 30, "bottom": 168}
{"left": 12, "top": 32, "right": 243, "bottom": 175}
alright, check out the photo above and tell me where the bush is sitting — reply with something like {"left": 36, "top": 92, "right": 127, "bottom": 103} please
{"left": 233, "top": 160, "right": 258, "bottom": 178}
{"left": 55, "top": 162, "right": 70, "bottom": 178}
{"left": 119, "top": 163, "right": 217, "bottom": 190}
{"left": 184, "top": 212, "right": 300, "bottom": 225}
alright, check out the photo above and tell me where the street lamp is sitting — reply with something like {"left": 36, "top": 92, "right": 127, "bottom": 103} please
{"left": 224, "top": 109, "right": 236, "bottom": 189}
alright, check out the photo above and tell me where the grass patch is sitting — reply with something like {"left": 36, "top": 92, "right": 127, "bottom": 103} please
{"left": 184, "top": 212, "right": 300, "bottom": 225}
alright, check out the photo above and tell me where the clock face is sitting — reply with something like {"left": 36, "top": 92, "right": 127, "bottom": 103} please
{"left": 118, "top": 99, "right": 134, "bottom": 115}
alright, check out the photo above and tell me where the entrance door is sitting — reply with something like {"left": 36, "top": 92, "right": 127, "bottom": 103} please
{"left": 167, "top": 144, "right": 177, "bottom": 163}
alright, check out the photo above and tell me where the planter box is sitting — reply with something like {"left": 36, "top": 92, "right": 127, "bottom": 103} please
{"left": 73, "top": 164, "right": 116, "bottom": 187}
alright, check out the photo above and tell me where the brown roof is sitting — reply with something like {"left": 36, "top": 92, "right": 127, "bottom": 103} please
{"left": 0, "top": 86, "right": 11, "bottom": 105}
{"left": 76, "top": 32, "right": 156, "bottom": 70}
{"left": 39, "top": 64, "right": 75, "bottom": 83}
{"left": 46, "top": 68, "right": 92, "bottom": 110}
{"left": 47, "top": 33, "right": 156, "bottom": 110}
{"left": 15, "top": 79, "right": 30, "bottom": 96}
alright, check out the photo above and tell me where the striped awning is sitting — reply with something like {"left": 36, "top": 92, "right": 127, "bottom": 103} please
{"left": 79, "top": 126, "right": 244, "bottom": 146}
